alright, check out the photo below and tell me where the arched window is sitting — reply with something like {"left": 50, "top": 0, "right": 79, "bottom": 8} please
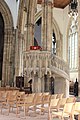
{"left": 34, "top": 17, "right": 41, "bottom": 46}
{"left": 52, "top": 32, "right": 56, "bottom": 54}
{"left": 68, "top": 19, "right": 78, "bottom": 70}
{"left": 34, "top": 17, "right": 57, "bottom": 53}
{"left": 0, "top": 12, "right": 4, "bottom": 80}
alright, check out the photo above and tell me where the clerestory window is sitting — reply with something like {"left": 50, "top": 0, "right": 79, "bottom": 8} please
{"left": 68, "top": 19, "right": 78, "bottom": 70}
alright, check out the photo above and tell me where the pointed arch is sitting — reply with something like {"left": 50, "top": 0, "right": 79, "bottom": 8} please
{"left": 0, "top": 0, "right": 14, "bottom": 86}
{"left": 0, "top": 1, "right": 13, "bottom": 28}
{"left": 67, "top": 17, "right": 78, "bottom": 70}
{"left": 35, "top": 10, "right": 63, "bottom": 57}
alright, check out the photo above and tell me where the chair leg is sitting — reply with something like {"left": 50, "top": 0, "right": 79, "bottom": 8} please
{"left": 16, "top": 106, "right": 19, "bottom": 117}
{"left": 34, "top": 105, "right": 36, "bottom": 114}
{"left": 78, "top": 114, "right": 80, "bottom": 120}
{"left": 48, "top": 112, "right": 52, "bottom": 120}
{"left": 1, "top": 106, "right": 2, "bottom": 114}
{"left": 9, "top": 105, "right": 10, "bottom": 113}
{"left": 24, "top": 106, "right": 26, "bottom": 117}
{"left": 60, "top": 116, "right": 64, "bottom": 120}
{"left": 71, "top": 114, "right": 75, "bottom": 120}
{"left": 48, "top": 109, "right": 51, "bottom": 120}
{"left": 70, "top": 115, "right": 74, "bottom": 120}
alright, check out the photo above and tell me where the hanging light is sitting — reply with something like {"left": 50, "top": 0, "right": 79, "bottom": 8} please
{"left": 68, "top": 0, "right": 78, "bottom": 20}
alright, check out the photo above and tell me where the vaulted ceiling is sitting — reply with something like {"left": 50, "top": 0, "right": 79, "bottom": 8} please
{"left": 37, "top": 0, "right": 70, "bottom": 9}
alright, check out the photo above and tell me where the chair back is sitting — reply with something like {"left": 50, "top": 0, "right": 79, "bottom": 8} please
{"left": 50, "top": 98, "right": 60, "bottom": 110}
{"left": 43, "top": 92, "right": 50, "bottom": 96}
{"left": 57, "top": 93, "right": 64, "bottom": 99}
{"left": 42, "top": 94, "right": 51, "bottom": 105}
{"left": 63, "top": 103, "right": 74, "bottom": 115}
{"left": 58, "top": 98, "right": 67, "bottom": 109}
{"left": 66, "top": 97, "right": 76, "bottom": 103}
{"left": 74, "top": 102, "right": 80, "bottom": 112}
{"left": 34, "top": 93, "right": 43, "bottom": 105}
{"left": 51, "top": 94, "right": 58, "bottom": 99}
{"left": 24, "top": 93, "right": 35, "bottom": 104}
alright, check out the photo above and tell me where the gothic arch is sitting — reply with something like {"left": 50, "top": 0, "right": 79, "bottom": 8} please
{"left": 0, "top": 0, "right": 14, "bottom": 86}
{"left": 35, "top": 10, "right": 63, "bottom": 57}
{"left": 0, "top": 1, "right": 13, "bottom": 28}
{"left": 66, "top": 17, "right": 78, "bottom": 62}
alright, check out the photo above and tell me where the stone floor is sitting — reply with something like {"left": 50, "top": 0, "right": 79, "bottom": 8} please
{"left": 0, "top": 96, "right": 79, "bottom": 120}
{"left": 0, "top": 109, "right": 59, "bottom": 120}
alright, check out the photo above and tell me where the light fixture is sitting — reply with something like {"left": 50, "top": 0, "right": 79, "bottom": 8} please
{"left": 68, "top": 0, "right": 78, "bottom": 20}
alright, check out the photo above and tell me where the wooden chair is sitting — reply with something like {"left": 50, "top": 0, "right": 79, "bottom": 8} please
{"left": 17, "top": 92, "right": 25, "bottom": 103}
{"left": 66, "top": 97, "right": 76, "bottom": 103}
{"left": 57, "top": 98, "right": 67, "bottom": 111}
{"left": 0, "top": 91, "right": 9, "bottom": 114}
{"left": 72, "top": 102, "right": 80, "bottom": 120}
{"left": 33, "top": 93, "right": 43, "bottom": 113}
{"left": 0, "top": 91, "right": 8, "bottom": 103}
{"left": 16, "top": 93, "right": 35, "bottom": 116}
{"left": 7, "top": 91, "right": 18, "bottom": 113}
{"left": 42, "top": 92, "right": 50, "bottom": 96}
{"left": 0, "top": 90, "right": 19, "bottom": 115}
{"left": 42, "top": 94, "right": 51, "bottom": 105}
{"left": 56, "top": 93, "right": 64, "bottom": 99}
{"left": 38, "top": 98, "right": 60, "bottom": 117}
{"left": 49, "top": 102, "right": 74, "bottom": 120}
{"left": 49, "top": 99, "right": 60, "bottom": 111}
{"left": 51, "top": 94, "right": 58, "bottom": 99}
{"left": 11, "top": 90, "right": 18, "bottom": 96}
{"left": 37, "top": 94, "right": 51, "bottom": 114}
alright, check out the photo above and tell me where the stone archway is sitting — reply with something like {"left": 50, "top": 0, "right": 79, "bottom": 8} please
{"left": 35, "top": 10, "right": 63, "bottom": 58}
{"left": 0, "top": 13, "right": 4, "bottom": 81}
{"left": 0, "top": 1, "right": 14, "bottom": 86}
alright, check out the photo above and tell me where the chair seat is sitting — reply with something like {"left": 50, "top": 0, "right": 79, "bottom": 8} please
{"left": 52, "top": 111, "right": 71, "bottom": 118}
{"left": 73, "top": 110, "right": 80, "bottom": 115}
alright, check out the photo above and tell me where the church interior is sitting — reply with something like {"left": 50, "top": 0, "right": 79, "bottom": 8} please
{"left": 0, "top": 0, "right": 80, "bottom": 119}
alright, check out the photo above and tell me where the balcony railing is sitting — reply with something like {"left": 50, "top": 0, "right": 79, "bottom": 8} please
{"left": 23, "top": 51, "right": 69, "bottom": 79}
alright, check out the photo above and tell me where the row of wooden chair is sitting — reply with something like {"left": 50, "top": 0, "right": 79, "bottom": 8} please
{"left": 39, "top": 96, "right": 76, "bottom": 119}
{"left": 0, "top": 91, "right": 64, "bottom": 115}
{"left": 16, "top": 92, "right": 51, "bottom": 116}
{"left": 48, "top": 96, "right": 80, "bottom": 120}
{"left": 49, "top": 101, "right": 80, "bottom": 120}
{"left": 51, "top": 93, "right": 64, "bottom": 99}
{"left": 0, "top": 91, "right": 77, "bottom": 119}
{"left": 0, "top": 91, "right": 50, "bottom": 115}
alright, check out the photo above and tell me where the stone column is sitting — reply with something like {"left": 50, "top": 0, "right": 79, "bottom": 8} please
{"left": 2, "top": 28, "right": 15, "bottom": 86}
{"left": 78, "top": 0, "right": 80, "bottom": 96}
{"left": 41, "top": 0, "right": 53, "bottom": 51}
{"left": 25, "top": 0, "right": 37, "bottom": 51}
{"left": 54, "top": 77, "right": 69, "bottom": 97}
{"left": 14, "top": 29, "right": 21, "bottom": 87}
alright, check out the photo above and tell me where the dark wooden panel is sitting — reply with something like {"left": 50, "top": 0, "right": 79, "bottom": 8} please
{"left": 16, "top": 76, "right": 24, "bottom": 88}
